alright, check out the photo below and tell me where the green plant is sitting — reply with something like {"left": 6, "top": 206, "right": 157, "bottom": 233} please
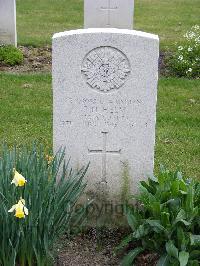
{"left": 0, "top": 144, "right": 88, "bottom": 266}
{"left": 0, "top": 45, "right": 23, "bottom": 66}
{"left": 117, "top": 167, "right": 200, "bottom": 266}
{"left": 168, "top": 25, "right": 200, "bottom": 78}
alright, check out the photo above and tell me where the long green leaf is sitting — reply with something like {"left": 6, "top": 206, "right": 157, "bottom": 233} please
{"left": 156, "top": 253, "right": 170, "bottom": 266}
{"left": 121, "top": 247, "right": 144, "bottom": 266}
{"left": 179, "top": 251, "right": 189, "bottom": 266}
{"left": 166, "top": 241, "right": 179, "bottom": 259}
{"left": 115, "top": 233, "right": 134, "bottom": 252}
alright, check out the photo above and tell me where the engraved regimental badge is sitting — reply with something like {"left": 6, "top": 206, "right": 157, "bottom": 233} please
{"left": 81, "top": 46, "right": 130, "bottom": 92}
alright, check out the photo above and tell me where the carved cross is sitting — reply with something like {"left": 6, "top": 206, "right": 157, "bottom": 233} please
{"left": 100, "top": 0, "right": 118, "bottom": 26}
{"left": 88, "top": 131, "right": 121, "bottom": 183}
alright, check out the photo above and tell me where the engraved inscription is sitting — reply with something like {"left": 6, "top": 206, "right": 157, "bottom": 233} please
{"left": 64, "top": 97, "right": 140, "bottom": 129}
{"left": 88, "top": 131, "right": 121, "bottom": 182}
{"left": 61, "top": 120, "right": 72, "bottom": 126}
{"left": 81, "top": 47, "right": 131, "bottom": 93}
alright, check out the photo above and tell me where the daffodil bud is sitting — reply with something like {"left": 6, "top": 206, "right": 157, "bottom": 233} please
{"left": 46, "top": 155, "right": 54, "bottom": 165}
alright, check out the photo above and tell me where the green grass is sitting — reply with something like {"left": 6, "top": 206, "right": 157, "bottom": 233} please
{"left": 16, "top": 0, "right": 200, "bottom": 48}
{"left": 0, "top": 73, "right": 199, "bottom": 179}
{"left": 0, "top": 74, "right": 52, "bottom": 148}
{"left": 155, "top": 78, "right": 200, "bottom": 179}
{"left": 135, "top": 0, "right": 200, "bottom": 49}
{"left": 17, "top": 0, "right": 83, "bottom": 46}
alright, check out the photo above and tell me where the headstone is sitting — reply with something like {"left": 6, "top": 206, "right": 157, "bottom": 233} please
{"left": 53, "top": 28, "right": 159, "bottom": 199}
{"left": 84, "top": 0, "right": 134, "bottom": 29}
{"left": 0, "top": 0, "right": 17, "bottom": 46}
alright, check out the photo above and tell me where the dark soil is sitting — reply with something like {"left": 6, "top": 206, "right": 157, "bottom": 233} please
{"left": 55, "top": 228, "right": 159, "bottom": 266}
{"left": 0, "top": 46, "right": 169, "bottom": 75}
{"left": 0, "top": 46, "right": 52, "bottom": 73}
{"left": 159, "top": 51, "right": 171, "bottom": 76}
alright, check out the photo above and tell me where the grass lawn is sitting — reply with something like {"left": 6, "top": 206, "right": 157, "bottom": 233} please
{"left": 0, "top": 73, "right": 199, "bottom": 179}
{"left": 0, "top": 74, "right": 52, "bottom": 149}
{"left": 16, "top": 0, "right": 200, "bottom": 48}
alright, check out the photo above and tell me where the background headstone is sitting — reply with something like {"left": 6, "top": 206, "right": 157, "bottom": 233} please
{"left": 84, "top": 0, "right": 134, "bottom": 29}
{"left": 0, "top": 0, "right": 17, "bottom": 46}
{"left": 53, "top": 28, "right": 159, "bottom": 199}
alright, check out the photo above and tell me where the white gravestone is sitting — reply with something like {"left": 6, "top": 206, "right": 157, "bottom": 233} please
{"left": 53, "top": 28, "right": 159, "bottom": 198}
{"left": 0, "top": 0, "right": 17, "bottom": 46}
{"left": 84, "top": 0, "right": 134, "bottom": 29}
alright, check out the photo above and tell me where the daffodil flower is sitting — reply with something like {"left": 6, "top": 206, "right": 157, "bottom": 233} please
{"left": 11, "top": 169, "right": 27, "bottom": 187}
{"left": 8, "top": 198, "right": 28, "bottom": 219}
{"left": 46, "top": 155, "right": 54, "bottom": 165}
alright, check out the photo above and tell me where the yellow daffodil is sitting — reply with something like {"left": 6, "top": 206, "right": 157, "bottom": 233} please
{"left": 8, "top": 198, "right": 28, "bottom": 219}
{"left": 45, "top": 155, "right": 54, "bottom": 165}
{"left": 11, "top": 169, "right": 27, "bottom": 187}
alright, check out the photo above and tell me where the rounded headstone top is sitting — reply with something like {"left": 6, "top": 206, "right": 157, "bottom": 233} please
{"left": 53, "top": 28, "right": 159, "bottom": 41}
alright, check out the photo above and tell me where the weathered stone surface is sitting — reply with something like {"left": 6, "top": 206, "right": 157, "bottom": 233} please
{"left": 53, "top": 28, "right": 159, "bottom": 198}
{"left": 84, "top": 0, "right": 134, "bottom": 29}
{"left": 0, "top": 0, "right": 17, "bottom": 46}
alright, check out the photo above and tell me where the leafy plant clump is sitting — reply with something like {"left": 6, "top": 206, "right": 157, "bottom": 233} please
{"left": 0, "top": 144, "right": 88, "bottom": 266}
{"left": 0, "top": 45, "right": 23, "bottom": 66}
{"left": 167, "top": 25, "right": 200, "bottom": 78}
{"left": 118, "top": 167, "right": 200, "bottom": 266}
